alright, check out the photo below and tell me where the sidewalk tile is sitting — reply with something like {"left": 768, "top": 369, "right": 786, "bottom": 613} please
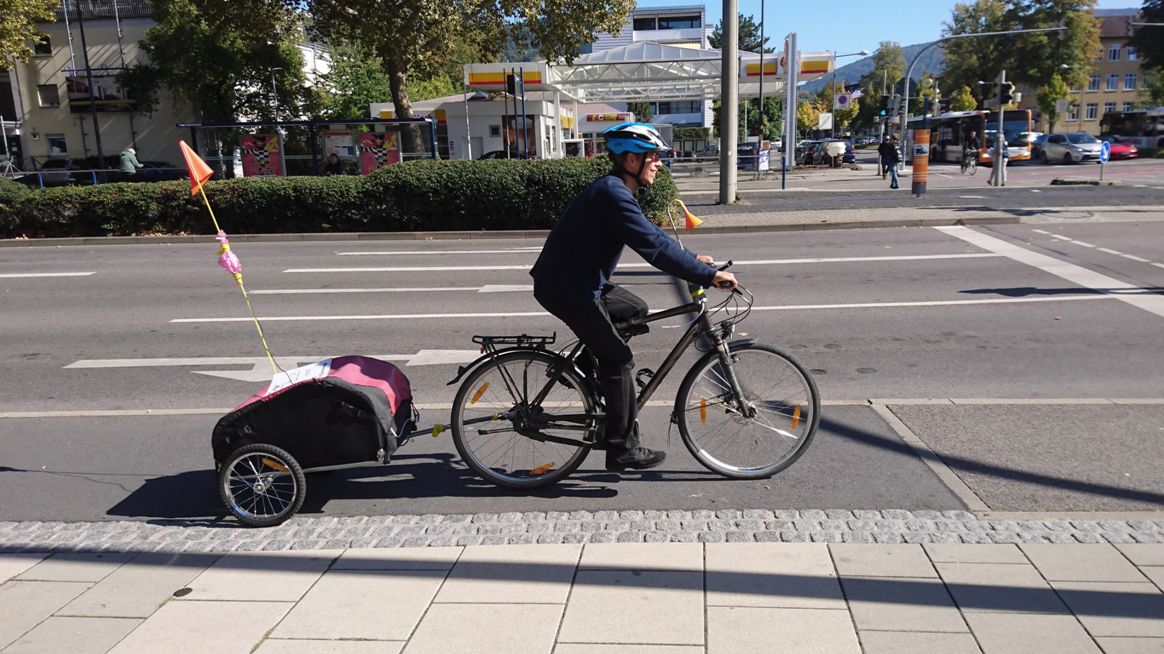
{"left": 1116, "top": 544, "right": 1164, "bottom": 566}
{"left": 1021, "top": 544, "right": 1144, "bottom": 582}
{"left": 403, "top": 603, "right": 561, "bottom": 654}
{"left": 707, "top": 606, "right": 860, "bottom": 654}
{"left": 272, "top": 570, "right": 445, "bottom": 641}
{"left": 255, "top": 639, "right": 403, "bottom": 653}
{"left": 1093, "top": 637, "right": 1164, "bottom": 653}
{"left": 706, "top": 543, "right": 844, "bottom": 609}
{"left": 59, "top": 552, "right": 218, "bottom": 618}
{"left": 924, "top": 543, "right": 1026, "bottom": 564}
{"left": 1143, "top": 567, "right": 1164, "bottom": 591}
{"left": 1, "top": 616, "right": 139, "bottom": 654}
{"left": 109, "top": 600, "right": 290, "bottom": 654}
{"left": 831, "top": 544, "right": 937, "bottom": 578}
{"left": 0, "top": 554, "right": 47, "bottom": 584}
{"left": 858, "top": 631, "right": 980, "bottom": 654}
{"left": 1049, "top": 580, "right": 1164, "bottom": 637}
{"left": 15, "top": 552, "right": 133, "bottom": 582}
{"left": 436, "top": 544, "right": 578, "bottom": 604}
{"left": 558, "top": 570, "right": 703, "bottom": 645}
{"left": 579, "top": 543, "right": 702, "bottom": 572}
{"left": 181, "top": 550, "right": 337, "bottom": 602}
{"left": 0, "top": 581, "right": 91, "bottom": 650}
{"left": 936, "top": 562, "right": 1068, "bottom": 614}
{"left": 334, "top": 546, "right": 461, "bottom": 570}
{"left": 555, "top": 646, "right": 702, "bottom": 653}
{"left": 840, "top": 576, "right": 968, "bottom": 632}
{"left": 964, "top": 613, "right": 1101, "bottom": 653}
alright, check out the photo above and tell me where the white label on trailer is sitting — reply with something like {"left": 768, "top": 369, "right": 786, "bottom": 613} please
{"left": 264, "top": 359, "right": 333, "bottom": 396}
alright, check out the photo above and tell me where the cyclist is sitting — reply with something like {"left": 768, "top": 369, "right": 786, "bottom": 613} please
{"left": 962, "top": 130, "right": 980, "bottom": 173}
{"left": 530, "top": 122, "right": 737, "bottom": 472}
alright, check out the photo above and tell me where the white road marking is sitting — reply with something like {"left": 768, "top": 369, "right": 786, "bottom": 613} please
{"left": 957, "top": 195, "right": 987, "bottom": 199}
{"left": 1153, "top": 263, "right": 1164, "bottom": 270}
{"left": 337, "top": 248, "right": 542, "bottom": 256}
{"left": 1071, "top": 240, "right": 1096, "bottom": 248}
{"left": 936, "top": 226, "right": 1164, "bottom": 319}
{"left": 172, "top": 295, "right": 1121, "bottom": 324}
{"left": 283, "top": 253, "right": 1001, "bottom": 274}
{"left": 1098, "top": 248, "right": 1122, "bottom": 255}
{"left": 251, "top": 287, "right": 478, "bottom": 295}
{"left": 1031, "top": 229, "right": 1050, "bottom": 234}
{"left": 0, "top": 272, "right": 95, "bottom": 279}
{"left": 1122, "top": 253, "right": 1151, "bottom": 263}
{"left": 479, "top": 284, "right": 534, "bottom": 293}
{"left": 1051, "top": 234, "right": 1072, "bottom": 241}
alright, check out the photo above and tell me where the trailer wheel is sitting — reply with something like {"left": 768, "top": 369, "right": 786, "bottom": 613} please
{"left": 219, "top": 443, "right": 306, "bottom": 527}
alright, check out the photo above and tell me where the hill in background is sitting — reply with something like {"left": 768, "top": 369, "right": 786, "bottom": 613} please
{"left": 800, "top": 43, "right": 945, "bottom": 95}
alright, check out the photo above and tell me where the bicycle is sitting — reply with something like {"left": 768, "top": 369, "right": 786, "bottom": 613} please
{"left": 960, "top": 149, "right": 978, "bottom": 175}
{"left": 447, "top": 263, "right": 821, "bottom": 489}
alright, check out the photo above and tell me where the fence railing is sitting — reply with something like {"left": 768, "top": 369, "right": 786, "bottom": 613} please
{"left": 55, "top": 0, "right": 152, "bottom": 21}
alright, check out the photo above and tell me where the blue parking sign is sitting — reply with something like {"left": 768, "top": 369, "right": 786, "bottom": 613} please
{"left": 1099, "top": 141, "right": 1111, "bottom": 164}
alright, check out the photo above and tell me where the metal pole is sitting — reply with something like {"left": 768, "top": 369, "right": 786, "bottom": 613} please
{"left": 520, "top": 68, "right": 529, "bottom": 158}
{"left": 831, "top": 50, "right": 837, "bottom": 138}
{"left": 73, "top": 0, "right": 104, "bottom": 167}
{"left": 463, "top": 80, "right": 473, "bottom": 160}
{"left": 781, "top": 32, "right": 798, "bottom": 189}
{"left": 757, "top": 0, "right": 765, "bottom": 175}
{"left": 718, "top": 0, "right": 739, "bottom": 204}
{"left": 993, "top": 70, "right": 1006, "bottom": 187}
{"left": 270, "top": 68, "right": 287, "bottom": 175}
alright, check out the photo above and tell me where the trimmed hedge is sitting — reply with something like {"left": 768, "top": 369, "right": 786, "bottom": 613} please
{"left": 0, "top": 158, "right": 678, "bottom": 239}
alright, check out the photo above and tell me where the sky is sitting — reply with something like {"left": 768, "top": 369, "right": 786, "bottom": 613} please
{"left": 631, "top": 0, "right": 1140, "bottom": 56}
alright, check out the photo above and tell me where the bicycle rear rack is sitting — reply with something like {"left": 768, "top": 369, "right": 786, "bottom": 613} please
{"left": 472, "top": 333, "right": 556, "bottom": 352}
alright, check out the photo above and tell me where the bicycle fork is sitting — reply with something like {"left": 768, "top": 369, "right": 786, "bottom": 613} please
{"left": 714, "top": 339, "right": 757, "bottom": 419}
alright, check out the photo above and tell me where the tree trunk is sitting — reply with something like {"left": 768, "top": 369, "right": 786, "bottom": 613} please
{"left": 387, "top": 57, "right": 423, "bottom": 156}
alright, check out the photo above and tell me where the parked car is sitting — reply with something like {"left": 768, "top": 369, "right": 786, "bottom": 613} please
{"left": 478, "top": 150, "right": 534, "bottom": 160}
{"left": 132, "top": 161, "right": 189, "bottom": 182}
{"left": 1030, "top": 133, "right": 1048, "bottom": 161}
{"left": 13, "top": 158, "right": 84, "bottom": 187}
{"left": 1039, "top": 132, "right": 1103, "bottom": 164}
{"left": 1101, "top": 135, "right": 1139, "bottom": 160}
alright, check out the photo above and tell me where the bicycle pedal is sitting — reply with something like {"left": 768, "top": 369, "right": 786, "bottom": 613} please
{"left": 635, "top": 368, "right": 655, "bottom": 389}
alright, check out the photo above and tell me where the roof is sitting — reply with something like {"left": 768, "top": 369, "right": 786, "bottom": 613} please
{"left": 1099, "top": 9, "right": 1138, "bottom": 38}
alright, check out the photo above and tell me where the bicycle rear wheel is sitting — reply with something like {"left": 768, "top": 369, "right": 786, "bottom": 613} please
{"left": 967, "top": 158, "right": 977, "bottom": 175}
{"left": 676, "top": 343, "right": 820, "bottom": 479}
{"left": 451, "top": 351, "right": 597, "bottom": 489}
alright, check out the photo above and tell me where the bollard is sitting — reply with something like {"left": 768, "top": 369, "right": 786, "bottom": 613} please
{"left": 911, "top": 129, "right": 930, "bottom": 197}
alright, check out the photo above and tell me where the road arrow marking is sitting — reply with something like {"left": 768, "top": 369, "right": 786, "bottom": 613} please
{"left": 479, "top": 284, "right": 534, "bottom": 293}
{"left": 0, "top": 272, "right": 96, "bottom": 279}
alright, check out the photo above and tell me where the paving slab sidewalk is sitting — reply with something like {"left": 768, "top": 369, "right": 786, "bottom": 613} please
{"left": 2, "top": 541, "right": 1162, "bottom": 653}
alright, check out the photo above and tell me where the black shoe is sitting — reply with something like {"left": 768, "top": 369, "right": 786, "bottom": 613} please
{"left": 605, "top": 447, "right": 666, "bottom": 471}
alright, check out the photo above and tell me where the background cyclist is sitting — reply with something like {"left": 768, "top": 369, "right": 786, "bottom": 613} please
{"left": 963, "top": 130, "right": 981, "bottom": 171}
{"left": 530, "top": 122, "right": 737, "bottom": 472}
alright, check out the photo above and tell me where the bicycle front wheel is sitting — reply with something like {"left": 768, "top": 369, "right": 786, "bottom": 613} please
{"left": 452, "top": 351, "right": 597, "bottom": 489}
{"left": 676, "top": 343, "right": 820, "bottom": 479}
{"left": 967, "top": 159, "right": 977, "bottom": 175}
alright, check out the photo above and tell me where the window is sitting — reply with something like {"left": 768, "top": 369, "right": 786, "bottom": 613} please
{"left": 1085, "top": 103, "right": 1098, "bottom": 120}
{"left": 36, "top": 84, "right": 60, "bottom": 107}
{"left": 1106, "top": 74, "right": 1118, "bottom": 91}
{"left": 1108, "top": 44, "right": 1121, "bottom": 61}
{"left": 1128, "top": 46, "right": 1137, "bottom": 61}
{"left": 1125, "top": 73, "right": 1136, "bottom": 90}
{"left": 655, "top": 100, "right": 701, "bottom": 114}
{"left": 633, "top": 17, "right": 656, "bottom": 30}
{"left": 1088, "top": 74, "right": 1100, "bottom": 91}
{"left": 47, "top": 134, "right": 67, "bottom": 155}
{"left": 488, "top": 125, "right": 500, "bottom": 137}
{"left": 33, "top": 36, "right": 51, "bottom": 56}
{"left": 1104, "top": 102, "right": 1116, "bottom": 115}
{"left": 1123, "top": 102, "right": 1135, "bottom": 112}
{"left": 657, "top": 15, "right": 700, "bottom": 29}
{"left": 1068, "top": 104, "right": 1079, "bottom": 121}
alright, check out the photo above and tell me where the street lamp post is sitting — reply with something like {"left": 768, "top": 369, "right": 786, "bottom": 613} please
{"left": 830, "top": 50, "right": 868, "bottom": 138}
{"left": 1059, "top": 63, "right": 1086, "bottom": 132}
{"left": 270, "top": 67, "right": 288, "bottom": 176}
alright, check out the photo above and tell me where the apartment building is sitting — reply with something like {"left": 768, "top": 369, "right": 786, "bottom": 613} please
{"left": 586, "top": 4, "right": 712, "bottom": 130}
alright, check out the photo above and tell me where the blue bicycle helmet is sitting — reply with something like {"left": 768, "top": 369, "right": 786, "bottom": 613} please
{"left": 603, "top": 122, "right": 671, "bottom": 155}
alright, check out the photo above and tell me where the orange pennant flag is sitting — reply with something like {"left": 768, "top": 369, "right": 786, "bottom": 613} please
{"left": 675, "top": 199, "right": 704, "bottom": 231}
{"left": 179, "top": 140, "right": 214, "bottom": 196}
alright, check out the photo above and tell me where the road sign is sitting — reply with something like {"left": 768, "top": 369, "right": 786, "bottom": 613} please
{"left": 1055, "top": 99, "right": 1069, "bottom": 113}
{"left": 1099, "top": 141, "right": 1111, "bottom": 164}
{"left": 834, "top": 93, "right": 851, "bottom": 111}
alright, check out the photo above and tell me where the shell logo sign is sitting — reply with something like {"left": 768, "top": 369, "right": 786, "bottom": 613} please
{"left": 742, "top": 52, "right": 832, "bottom": 80}
{"left": 465, "top": 71, "right": 543, "bottom": 88}
{"left": 585, "top": 113, "right": 632, "bottom": 122}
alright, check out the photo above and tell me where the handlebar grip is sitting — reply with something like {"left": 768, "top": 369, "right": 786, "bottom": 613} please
{"left": 717, "top": 260, "right": 733, "bottom": 271}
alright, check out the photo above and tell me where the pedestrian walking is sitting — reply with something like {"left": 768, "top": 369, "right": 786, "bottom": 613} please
{"left": 878, "top": 135, "right": 901, "bottom": 189}
{"left": 118, "top": 147, "right": 143, "bottom": 179}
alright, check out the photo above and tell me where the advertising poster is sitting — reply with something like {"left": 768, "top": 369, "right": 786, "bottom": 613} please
{"left": 324, "top": 131, "right": 355, "bottom": 158}
{"left": 240, "top": 134, "right": 283, "bottom": 177}
{"left": 358, "top": 132, "right": 400, "bottom": 175}
{"left": 66, "top": 75, "right": 135, "bottom": 112}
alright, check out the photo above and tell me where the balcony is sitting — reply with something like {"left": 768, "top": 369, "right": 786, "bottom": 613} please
{"left": 54, "top": 0, "right": 152, "bottom": 21}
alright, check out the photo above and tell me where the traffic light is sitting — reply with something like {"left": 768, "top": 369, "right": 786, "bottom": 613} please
{"left": 878, "top": 95, "right": 889, "bottom": 116}
{"left": 1000, "top": 81, "right": 1015, "bottom": 105}
{"left": 939, "top": 98, "right": 951, "bottom": 112}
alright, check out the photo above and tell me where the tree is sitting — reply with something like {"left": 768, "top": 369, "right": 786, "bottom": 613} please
{"left": 796, "top": 99, "right": 824, "bottom": 138}
{"left": 940, "top": 0, "right": 1099, "bottom": 105}
{"left": 0, "top": 0, "right": 55, "bottom": 63}
{"left": 305, "top": 0, "right": 634, "bottom": 122}
{"left": 1036, "top": 73, "right": 1071, "bottom": 132}
{"left": 1131, "top": 1, "right": 1163, "bottom": 75}
{"left": 708, "top": 13, "right": 773, "bottom": 53}
{"left": 626, "top": 102, "right": 654, "bottom": 123}
{"left": 853, "top": 42, "right": 905, "bottom": 130}
{"left": 712, "top": 97, "right": 781, "bottom": 141}
{"left": 122, "top": 0, "right": 308, "bottom": 122}
{"left": 318, "top": 41, "right": 393, "bottom": 119}
{"left": 949, "top": 85, "right": 978, "bottom": 111}
{"left": 815, "top": 81, "right": 856, "bottom": 132}
{"left": 1141, "top": 69, "right": 1164, "bottom": 107}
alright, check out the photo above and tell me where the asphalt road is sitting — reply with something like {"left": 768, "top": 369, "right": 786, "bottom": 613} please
{"left": 2, "top": 220, "right": 1163, "bottom": 522}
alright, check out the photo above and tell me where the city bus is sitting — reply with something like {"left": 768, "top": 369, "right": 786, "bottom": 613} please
{"left": 1100, "top": 109, "right": 1164, "bottom": 149}
{"left": 909, "top": 109, "right": 1034, "bottom": 164}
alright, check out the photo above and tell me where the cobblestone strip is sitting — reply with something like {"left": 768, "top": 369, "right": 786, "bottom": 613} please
{"left": 0, "top": 510, "right": 1161, "bottom": 553}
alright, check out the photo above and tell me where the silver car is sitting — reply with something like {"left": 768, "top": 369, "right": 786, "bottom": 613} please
{"left": 1039, "top": 132, "right": 1103, "bottom": 164}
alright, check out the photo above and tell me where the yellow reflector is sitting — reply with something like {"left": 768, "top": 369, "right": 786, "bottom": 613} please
{"left": 791, "top": 405, "right": 801, "bottom": 430}
{"left": 530, "top": 462, "right": 555, "bottom": 475}
{"left": 471, "top": 383, "right": 489, "bottom": 404}
{"left": 261, "top": 457, "right": 288, "bottom": 472}
{"left": 699, "top": 398, "right": 707, "bottom": 423}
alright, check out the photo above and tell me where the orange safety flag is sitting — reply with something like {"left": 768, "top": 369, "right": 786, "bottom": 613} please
{"left": 179, "top": 140, "right": 214, "bottom": 195}
{"left": 674, "top": 199, "right": 704, "bottom": 231}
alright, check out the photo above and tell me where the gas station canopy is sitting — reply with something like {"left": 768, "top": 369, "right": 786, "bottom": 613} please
{"left": 464, "top": 42, "right": 836, "bottom": 103}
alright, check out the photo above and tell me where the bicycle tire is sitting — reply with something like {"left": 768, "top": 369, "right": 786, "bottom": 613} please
{"left": 967, "top": 159, "right": 977, "bottom": 175}
{"left": 219, "top": 443, "right": 306, "bottom": 528}
{"left": 675, "top": 343, "right": 820, "bottom": 479}
{"left": 451, "top": 350, "right": 597, "bottom": 489}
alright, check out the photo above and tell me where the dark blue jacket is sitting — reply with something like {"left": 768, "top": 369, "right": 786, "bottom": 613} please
{"left": 531, "top": 174, "right": 717, "bottom": 302}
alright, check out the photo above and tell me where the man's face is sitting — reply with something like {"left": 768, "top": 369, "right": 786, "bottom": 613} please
{"left": 629, "top": 150, "right": 663, "bottom": 185}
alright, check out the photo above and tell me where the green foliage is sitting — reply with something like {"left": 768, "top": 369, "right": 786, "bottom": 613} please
{"left": 626, "top": 102, "right": 654, "bottom": 123}
{"left": 1037, "top": 74, "right": 1071, "bottom": 133}
{"left": 712, "top": 98, "right": 782, "bottom": 142}
{"left": 708, "top": 13, "right": 773, "bottom": 53}
{"left": 317, "top": 41, "right": 394, "bottom": 119}
{"left": 853, "top": 42, "right": 906, "bottom": 130}
{"left": 949, "top": 85, "right": 978, "bottom": 111}
{"left": 0, "top": 0, "right": 55, "bottom": 62}
{"left": 1131, "top": 0, "right": 1164, "bottom": 74}
{"left": 0, "top": 160, "right": 678, "bottom": 239}
{"left": 1141, "top": 69, "right": 1164, "bottom": 107}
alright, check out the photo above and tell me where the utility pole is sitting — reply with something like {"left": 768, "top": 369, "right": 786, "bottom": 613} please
{"left": 73, "top": 0, "right": 104, "bottom": 167}
{"left": 992, "top": 70, "right": 1007, "bottom": 187}
{"left": 270, "top": 68, "right": 287, "bottom": 176}
{"left": 718, "top": 0, "right": 738, "bottom": 204}
{"left": 756, "top": 0, "right": 765, "bottom": 176}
